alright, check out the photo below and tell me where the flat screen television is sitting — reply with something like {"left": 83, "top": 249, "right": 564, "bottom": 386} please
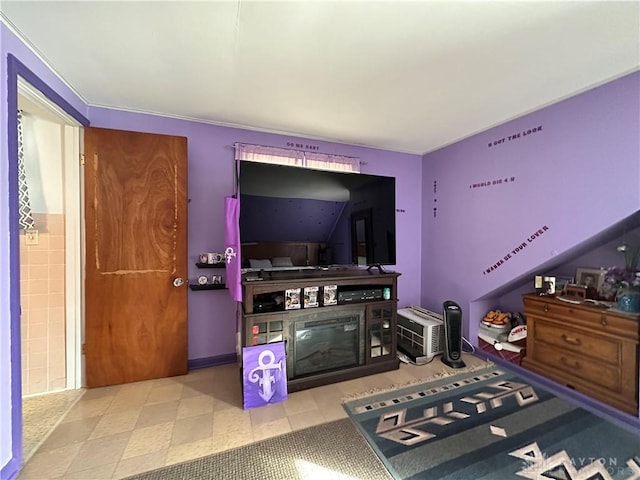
{"left": 238, "top": 161, "right": 396, "bottom": 270}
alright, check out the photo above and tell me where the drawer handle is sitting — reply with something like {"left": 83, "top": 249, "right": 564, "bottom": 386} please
{"left": 600, "top": 316, "right": 608, "bottom": 326}
{"left": 561, "top": 334, "right": 582, "bottom": 346}
{"left": 544, "top": 304, "right": 549, "bottom": 313}
{"left": 560, "top": 357, "right": 581, "bottom": 369}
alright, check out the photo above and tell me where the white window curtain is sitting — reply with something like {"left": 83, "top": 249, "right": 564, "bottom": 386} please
{"left": 234, "top": 143, "right": 360, "bottom": 173}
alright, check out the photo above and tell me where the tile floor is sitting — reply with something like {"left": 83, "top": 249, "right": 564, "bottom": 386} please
{"left": 18, "top": 353, "right": 490, "bottom": 480}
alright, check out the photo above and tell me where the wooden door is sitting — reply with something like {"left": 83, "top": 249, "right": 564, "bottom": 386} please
{"left": 84, "top": 127, "right": 188, "bottom": 387}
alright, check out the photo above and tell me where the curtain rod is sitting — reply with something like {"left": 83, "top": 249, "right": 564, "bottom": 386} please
{"left": 231, "top": 141, "right": 360, "bottom": 160}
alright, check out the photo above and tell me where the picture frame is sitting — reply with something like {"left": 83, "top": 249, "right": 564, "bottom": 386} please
{"left": 553, "top": 275, "right": 574, "bottom": 295}
{"left": 575, "top": 267, "right": 605, "bottom": 297}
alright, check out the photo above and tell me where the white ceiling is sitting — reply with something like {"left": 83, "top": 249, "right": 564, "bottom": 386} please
{"left": 2, "top": 1, "right": 639, "bottom": 154}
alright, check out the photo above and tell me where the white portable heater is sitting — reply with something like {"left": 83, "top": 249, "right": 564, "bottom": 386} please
{"left": 397, "top": 305, "right": 445, "bottom": 364}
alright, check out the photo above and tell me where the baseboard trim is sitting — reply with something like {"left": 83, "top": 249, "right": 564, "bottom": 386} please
{"left": 1, "top": 455, "right": 21, "bottom": 480}
{"left": 188, "top": 353, "right": 237, "bottom": 371}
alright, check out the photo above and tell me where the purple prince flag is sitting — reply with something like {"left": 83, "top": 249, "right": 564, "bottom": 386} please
{"left": 224, "top": 196, "right": 242, "bottom": 302}
{"left": 242, "top": 342, "right": 288, "bottom": 409}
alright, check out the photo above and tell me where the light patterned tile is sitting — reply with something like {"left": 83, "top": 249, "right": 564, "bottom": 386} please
{"left": 62, "top": 396, "right": 114, "bottom": 422}
{"left": 308, "top": 383, "right": 344, "bottom": 405}
{"left": 321, "top": 403, "right": 349, "bottom": 422}
{"left": 210, "top": 428, "right": 254, "bottom": 454}
{"left": 61, "top": 462, "right": 117, "bottom": 480}
{"left": 18, "top": 443, "right": 82, "bottom": 479}
{"left": 145, "top": 383, "right": 184, "bottom": 405}
{"left": 252, "top": 417, "right": 291, "bottom": 442}
{"left": 121, "top": 422, "right": 173, "bottom": 460}
{"left": 282, "top": 390, "right": 318, "bottom": 416}
{"left": 65, "top": 431, "right": 131, "bottom": 474}
{"left": 89, "top": 407, "right": 142, "bottom": 439}
{"left": 179, "top": 367, "right": 217, "bottom": 384}
{"left": 107, "top": 385, "right": 152, "bottom": 413}
{"left": 287, "top": 409, "right": 326, "bottom": 431}
{"left": 19, "top": 356, "right": 483, "bottom": 479}
{"left": 112, "top": 450, "right": 167, "bottom": 479}
{"left": 211, "top": 363, "right": 241, "bottom": 381}
{"left": 136, "top": 400, "right": 180, "bottom": 428}
{"left": 213, "top": 407, "right": 252, "bottom": 436}
{"left": 176, "top": 394, "right": 214, "bottom": 419}
{"left": 104, "top": 398, "right": 145, "bottom": 417}
{"left": 171, "top": 413, "right": 214, "bottom": 446}
{"left": 211, "top": 380, "right": 243, "bottom": 410}
{"left": 39, "top": 416, "right": 101, "bottom": 450}
{"left": 336, "top": 378, "right": 369, "bottom": 396}
{"left": 249, "top": 402, "right": 287, "bottom": 426}
{"left": 165, "top": 438, "right": 214, "bottom": 466}
{"left": 181, "top": 381, "right": 216, "bottom": 398}
{"left": 81, "top": 385, "right": 121, "bottom": 401}
{"left": 182, "top": 379, "right": 218, "bottom": 399}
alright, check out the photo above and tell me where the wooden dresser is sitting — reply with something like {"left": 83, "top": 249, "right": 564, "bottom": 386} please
{"left": 522, "top": 293, "right": 639, "bottom": 416}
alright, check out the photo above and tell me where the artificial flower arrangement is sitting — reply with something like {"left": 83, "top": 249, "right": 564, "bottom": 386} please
{"left": 602, "top": 241, "right": 640, "bottom": 301}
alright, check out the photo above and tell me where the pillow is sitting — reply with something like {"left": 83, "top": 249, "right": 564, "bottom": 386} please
{"left": 249, "top": 258, "right": 272, "bottom": 269}
{"left": 271, "top": 256, "right": 294, "bottom": 267}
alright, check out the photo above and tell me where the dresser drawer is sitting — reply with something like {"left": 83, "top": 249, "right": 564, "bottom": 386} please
{"left": 533, "top": 319, "right": 620, "bottom": 365}
{"left": 523, "top": 296, "right": 639, "bottom": 339}
{"left": 531, "top": 343, "right": 621, "bottom": 391}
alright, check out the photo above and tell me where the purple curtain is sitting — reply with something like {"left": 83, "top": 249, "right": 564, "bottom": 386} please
{"left": 224, "top": 196, "right": 242, "bottom": 302}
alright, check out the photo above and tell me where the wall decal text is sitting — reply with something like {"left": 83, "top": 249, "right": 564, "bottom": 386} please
{"left": 470, "top": 176, "right": 516, "bottom": 189}
{"left": 483, "top": 225, "right": 550, "bottom": 275}
{"left": 488, "top": 125, "right": 543, "bottom": 148}
{"left": 286, "top": 142, "right": 320, "bottom": 150}
{"left": 433, "top": 180, "right": 438, "bottom": 218}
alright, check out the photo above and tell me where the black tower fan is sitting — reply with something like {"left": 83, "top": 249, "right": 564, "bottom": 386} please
{"left": 441, "top": 300, "right": 466, "bottom": 369}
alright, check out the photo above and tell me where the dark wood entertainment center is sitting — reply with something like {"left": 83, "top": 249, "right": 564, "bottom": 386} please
{"left": 239, "top": 268, "right": 400, "bottom": 392}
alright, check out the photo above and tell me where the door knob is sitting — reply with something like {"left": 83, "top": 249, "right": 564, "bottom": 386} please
{"left": 173, "top": 277, "right": 185, "bottom": 287}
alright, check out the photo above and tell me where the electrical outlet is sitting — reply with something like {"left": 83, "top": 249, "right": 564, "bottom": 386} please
{"left": 25, "top": 229, "right": 39, "bottom": 245}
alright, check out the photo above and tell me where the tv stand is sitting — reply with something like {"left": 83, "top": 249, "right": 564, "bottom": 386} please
{"left": 239, "top": 268, "right": 400, "bottom": 392}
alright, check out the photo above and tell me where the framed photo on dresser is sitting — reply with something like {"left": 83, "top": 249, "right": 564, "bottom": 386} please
{"left": 575, "top": 267, "right": 605, "bottom": 299}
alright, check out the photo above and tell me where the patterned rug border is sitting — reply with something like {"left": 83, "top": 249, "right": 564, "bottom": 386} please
{"left": 340, "top": 363, "right": 640, "bottom": 480}
{"left": 340, "top": 359, "right": 495, "bottom": 403}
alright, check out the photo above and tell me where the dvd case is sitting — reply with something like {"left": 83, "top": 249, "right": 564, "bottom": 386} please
{"left": 285, "top": 288, "right": 301, "bottom": 310}
{"left": 304, "top": 286, "right": 319, "bottom": 308}
{"left": 323, "top": 285, "right": 337, "bottom": 306}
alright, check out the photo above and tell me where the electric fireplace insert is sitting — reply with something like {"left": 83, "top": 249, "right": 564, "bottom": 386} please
{"left": 288, "top": 309, "right": 365, "bottom": 379}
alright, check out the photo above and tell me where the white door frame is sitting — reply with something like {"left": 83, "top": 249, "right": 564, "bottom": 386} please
{"left": 18, "top": 78, "right": 84, "bottom": 390}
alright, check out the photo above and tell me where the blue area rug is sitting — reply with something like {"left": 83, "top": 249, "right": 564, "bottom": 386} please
{"left": 343, "top": 365, "right": 640, "bottom": 480}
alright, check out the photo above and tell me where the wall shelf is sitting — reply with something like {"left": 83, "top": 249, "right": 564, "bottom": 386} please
{"left": 189, "top": 284, "right": 226, "bottom": 291}
{"left": 196, "top": 262, "right": 225, "bottom": 269}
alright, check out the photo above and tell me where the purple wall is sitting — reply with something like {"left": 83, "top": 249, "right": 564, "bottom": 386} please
{"left": 2, "top": 19, "right": 638, "bottom": 478}
{"left": 422, "top": 71, "right": 639, "bottom": 329}
{"left": 1, "top": 24, "right": 90, "bottom": 480}
{"left": 1, "top": 28, "right": 421, "bottom": 472}
{"left": 87, "top": 108, "right": 423, "bottom": 361}
{"left": 421, "top": 71, "right": 640, "bottom": 421}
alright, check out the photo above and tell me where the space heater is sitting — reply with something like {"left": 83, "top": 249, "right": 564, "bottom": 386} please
{"left": 441, "top": 300, "right": 466, "bottom": 369}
